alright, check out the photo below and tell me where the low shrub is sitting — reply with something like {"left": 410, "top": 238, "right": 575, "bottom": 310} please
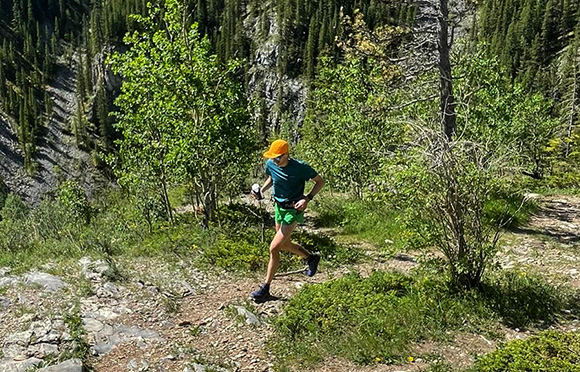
{"left": 468, "top": 331, "right": 580, "bottom": 372}
{"left": 483, "top": 193, "right": 537, "bottom": 230}
{"left": 216, "top": 203, "right": 272, "bottom": 229}
{"left": 201, "top": 234, "right": 268, "bottom": 271}
{"left": 271, "top": 269, "right": 569, "bottom": 369}
{"left": 199, "top": 228, "right": 361, "bottom": 273}
{"left": 480, "top": 270, "right": 567, "bottom": 327}
{"left": 293, "top": 230, "right": 364, "bottom": 266}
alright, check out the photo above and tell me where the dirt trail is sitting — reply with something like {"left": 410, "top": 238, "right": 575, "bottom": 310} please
{"left": 499, "top": 194, "right": 580, "bottom": 287}
{"left": 91, "top": 194, "right": 580, "bottom": 371}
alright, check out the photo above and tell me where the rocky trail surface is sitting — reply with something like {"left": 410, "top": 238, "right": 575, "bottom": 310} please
{"left": 0, "top": 194, "right": 579, "bottom": 372}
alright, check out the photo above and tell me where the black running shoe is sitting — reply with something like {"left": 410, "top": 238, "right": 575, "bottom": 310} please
{"left": 251, "top": 283, "right": 270, "bottom": 299}
{"left": 306, "top": 254, "right": 321, "bottom": 277}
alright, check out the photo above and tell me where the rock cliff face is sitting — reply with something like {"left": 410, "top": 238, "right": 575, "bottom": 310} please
{"left": 244, "top": 2, "right": 308, "bottom": 143}
{"left": 0, "top": 53, "right": 108, "bottom": 205}
{"left": 0, "top": 3, "right": 306, "bottom": 204}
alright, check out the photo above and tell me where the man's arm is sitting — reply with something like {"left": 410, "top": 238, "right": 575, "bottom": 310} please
{"left": 261, "top": 176, "right": 273, "bottom": 195}
{"left": 251, "top": 176, "right": 272, "bottom": 200}
{"left": 307, "top": 175, "right": 324, "bottom": 200}
{"left": 295, "top": 175, "right": 325, "bottom": 211}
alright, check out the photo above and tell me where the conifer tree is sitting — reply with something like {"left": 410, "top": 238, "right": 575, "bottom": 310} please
{"left": 557, "top": 21, "right": 580, "bottom": 157}
{"left": 541, "top": 0, "right": 558, "bottom": 59}
{"left": 305, "top": 16, "right": 318, "bottom": 80}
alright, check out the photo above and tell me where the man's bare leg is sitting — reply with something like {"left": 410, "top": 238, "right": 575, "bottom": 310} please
{"left": 265, "top": 222, "right": 298, "bottom": 284}
{"left": 275, "top": 222, "right": 309, "bottom": 258}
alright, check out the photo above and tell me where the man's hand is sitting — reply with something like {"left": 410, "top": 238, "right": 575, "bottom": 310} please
{"left": 251, "top": 184, "right": 264, "bottom": 200}
{"left": 294, "top": 197, "right": 309, "bottom": 211}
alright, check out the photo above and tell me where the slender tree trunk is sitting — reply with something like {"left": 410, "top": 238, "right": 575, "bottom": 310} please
{"left": 160, "top": 166, "right": 173, "bottom": 224}
{"left": 438, "top": 0, "right": 456, "bottom": 141}
{"left": 566, "top": 61, "right": 577, "bottom": 158}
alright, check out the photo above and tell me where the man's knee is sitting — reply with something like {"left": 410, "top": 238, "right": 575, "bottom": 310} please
{"left": 270, "top": 242, "right": 282, "bottom": 254}
{"left": 270, "top": 237, "right": 291, "bottom": 253}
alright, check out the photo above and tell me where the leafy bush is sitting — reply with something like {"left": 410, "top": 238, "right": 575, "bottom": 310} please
{"left": 57, "top": 179, "right": 93, "bottom": 224}
{"left": 271, "top": 270, "right": 568, "bottom": 369}
{"left": 297, "top": 55, "right": 405, "bottom": 197}
{"left": 468, "top": 331, "right": 580, "bottom": 372}
{"left": 391, "top": 134, "right": 522, "bottom": 288}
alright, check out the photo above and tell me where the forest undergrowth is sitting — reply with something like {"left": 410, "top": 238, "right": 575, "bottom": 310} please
{"left": 0, "top": 183, "right": 579, "bottom": 371}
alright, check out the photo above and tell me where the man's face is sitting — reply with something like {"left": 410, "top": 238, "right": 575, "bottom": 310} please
{"left": 273, "top": 153, "right": 289, "bottom": 167}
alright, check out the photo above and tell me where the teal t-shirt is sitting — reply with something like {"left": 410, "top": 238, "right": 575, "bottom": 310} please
{"left": 265, "top": 158, "right": 318, "bottom": 202}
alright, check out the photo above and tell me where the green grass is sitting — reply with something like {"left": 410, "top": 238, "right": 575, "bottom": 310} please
{"left": 483, "top": 193, "right": 538, "bottom": 230}
{"left": 0, "top": 186, "right": 363, "bottom": 276}
{"left": 307, "top": 192, "right": 537, "bottom": 256}
{"left": 309, "top": 197, "right": 409, "bottom": 252}
{"left": 270, "top": 269, "right": 571, "bottom": 370}
{"left": 467, "top": 331, "right": 580, "bottom": 372}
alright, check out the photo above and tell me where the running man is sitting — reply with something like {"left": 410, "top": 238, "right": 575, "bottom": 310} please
{"left": 250, "top": 139, "right": 325, "bottom": 300}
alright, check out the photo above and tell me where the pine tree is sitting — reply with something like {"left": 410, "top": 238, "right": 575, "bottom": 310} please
{"left": 503, "top": 22, "right": 520, "bottom": 78}
{"left": 196, "top": 0, "right": 208, "bottom": 35}
{"left": 540, "top": 0, "right": 557, "bottom": 59}
{"left": 558, "top": 22, "right": 580, "bottom": 156}
{"left": 96, "top": 83, "right": 110, "bottom": 149}
{"left": 305, "top": 16, "right": 318, "bottom": 80}
{"left": 562, "top": 0, "right": 575, "bottom": 34}
{"left": 0, "top": 63, "right": 5, "bottom": 107}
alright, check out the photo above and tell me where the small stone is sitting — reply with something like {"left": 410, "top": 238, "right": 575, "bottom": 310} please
{"left": 0, "top": 296, "right": 10, "bottom": 309}
{"left": 127, "top": 359, "right": 139, "bottom": 370}
{"left": 140, "top": 360, "right": 149, "bottom": 371}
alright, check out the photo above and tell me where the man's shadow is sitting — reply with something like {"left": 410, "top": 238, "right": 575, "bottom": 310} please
{"left": 252, "top": 294, "right": 288, "bottom": 304}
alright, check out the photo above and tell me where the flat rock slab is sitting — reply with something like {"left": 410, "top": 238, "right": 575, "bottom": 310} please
{"left": 24, "top": 272, "right": 67, "bottom": 291}
{"left": 187, "top": 363, "right": 229, "bottom": 372}
{"left": 0, "top": 357, "right": 43, "bottom": 372}
{"left": 91, "top": 324, "right": 163, "bottom": 355}
{"left": 37, "top": 358, "right": 83, "bottom": 372}
{"left": 234, "top": 306, "right": 260, "bottom": 325}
